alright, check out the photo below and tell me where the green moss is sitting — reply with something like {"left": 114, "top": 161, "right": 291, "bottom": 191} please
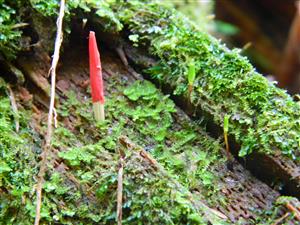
{"left": 0, "top": 0, "right": 123, "bottom": 59}
{"left": 31, "top": 0, "right": 122, "bottom": 31}
{"left": 0, "top": 1, "right": 24, "bottom": 59}
{"left": 57, "top": 78, "right": 222, "bottom": 193}
{"left": 52, "top": 141, "right": 225, "bottom": 224}
{"left": 0, "top": 68, "right": 282, "bottom": 224}
{"left": 21, "top": 75, "right": 225, "bottom": 224}
{"left": 0, "top": 78, "right": 40, "bottom": 224}
{"left": 30, "top": 0, "right": 60, "bottom": 16}
{"left": 123, "top": 80, "right": 176, "bottom": 141}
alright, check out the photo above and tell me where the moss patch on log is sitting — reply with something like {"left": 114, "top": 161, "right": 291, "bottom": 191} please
{"left": 0, "top": 78, "right": 40, "bottom": 224}
{"left": 56, "top": 75, "right": 224, "bottom": 203}
{"left": 0, "top": 74, "right": 228, "bottom": 223}
{"left": 10, "top": 0, "right": 298, "bottom": 159}
{"left": 106, "top": 1, "right": 300, "bottom": 160}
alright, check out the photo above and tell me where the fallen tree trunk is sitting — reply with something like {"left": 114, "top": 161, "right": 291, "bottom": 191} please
{"left": 90, "top": 1, "right": 300, "bottom": 198}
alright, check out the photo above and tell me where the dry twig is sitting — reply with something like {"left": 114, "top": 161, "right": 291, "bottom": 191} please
{"left": 116, "top": 46, "right": 128, "bottom": 67}
{"left": 286, "top": 202, "right": 300, "bottom": 221}
{"left": 11, "top": 22, "right": 29, "bottom": 29}
{"left": 115, "top": 45, "right": 142, "bottom": 80}
{"left": 34, "top": 1, "right": 65, "bottom": 224}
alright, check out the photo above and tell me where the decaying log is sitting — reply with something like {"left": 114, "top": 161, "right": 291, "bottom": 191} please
{"left": 118, "top": 40, "right": 300, "bottom": 199}
{"left": 2, "top": 1, "right": 300, "bottom": 224}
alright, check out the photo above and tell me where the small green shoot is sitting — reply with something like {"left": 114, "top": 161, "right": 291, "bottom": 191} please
{"left": 187, "top": 60, "right": 195, "bottom": 100}
{"left": 223, "top": 115, "right": 229, "bottom": 134}
{"left": 187, "top": 60, "right": 196, "bottom": 86}
{"left": 223, "top": 115, "right": 231, "bottom": 164}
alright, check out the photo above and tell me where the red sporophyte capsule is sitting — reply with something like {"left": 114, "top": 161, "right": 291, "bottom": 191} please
{"left": 89, "top": 31, "right": 105, "bottom": 121}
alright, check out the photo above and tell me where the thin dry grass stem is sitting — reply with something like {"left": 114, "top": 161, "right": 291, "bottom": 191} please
{"left": 34, "top": 1, "right": 65, "bottom": 224}
{"left": 117, "top": 147, "right": 125, "bottom": 225}
{"left": 53, "top": 107, "right": 58, "bottom": 128}
{"left": 224, "top": 131, "right": 230, "bottom": 159}
{"left": 271, "top": 212, "right": 290, "bottom": 225}
{"left": 7, "top": 85, "right": 19, "bottom": 132}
